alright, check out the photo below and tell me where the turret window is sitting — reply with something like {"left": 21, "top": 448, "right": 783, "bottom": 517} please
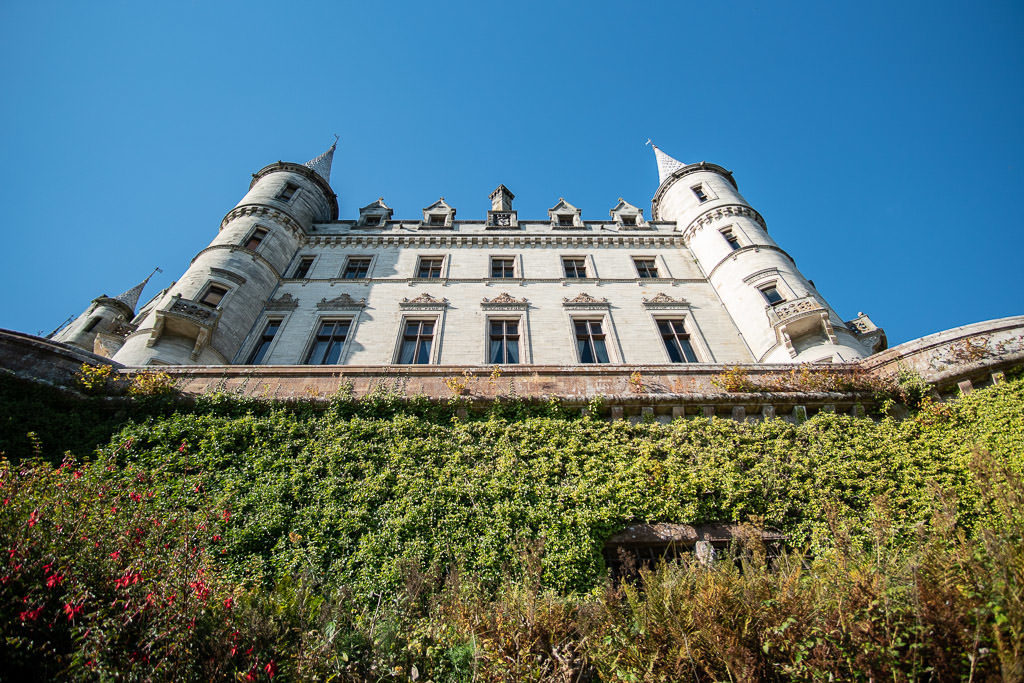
{"left": 247, "top": 319, "right": 282, "bottom": 364}
{"left": 83, "top": 317, "right": 102, "bottom": 333}
{"left": 277, "top": 182, "right": 299, "bottom": 202}
{"left": 291, "top": 256, "right": 314, "bottom": 279}
{"left": 692, "top": 184, "right": 709, "bottom": 203}
{"left": 759, "top": 284, "right": 785, "bottom": 306}
{"left": 721, "top": 228, "right": 741, "bottom": 250}
{"left": 244, "top": 227, "right": 268, "bottom": 251}
{"left": 305, "top": 320, "right": 351, "bottom": 365}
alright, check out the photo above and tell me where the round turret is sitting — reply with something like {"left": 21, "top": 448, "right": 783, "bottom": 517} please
{"left": 113, "top": 144, "right": 338, "bottom": 366}
{"left": 652, "top": 149, "right": 874, "bottom": 362}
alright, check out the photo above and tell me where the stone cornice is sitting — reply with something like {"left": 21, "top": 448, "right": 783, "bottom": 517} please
{"left": 707, "top": 244, "right": 795, "bottom": 280}
{"left": 221, "top": 204, "right": 305, "bottom": 237}
{"left": 191, "top": 245, "right": 283, "bottom": 280}
{"left": 642, "top": 293, "right": 690, "bottom": 309}
{"left": 651, "top": 161, "right": 738, "bottom": 217}
{"left": 678, "top": 204, "right": 767, "bottom": 242}
{"left": 249, "top": 161, "right": 339, "bottom": 220}
{"left": 299, "top": 233, "right": 687, "bottom": 249}
{"left": 400, "top": 293, "right": 448, "bottom": 310}
{"left": 279, "top": 276, "right": 708, "bottom": 286}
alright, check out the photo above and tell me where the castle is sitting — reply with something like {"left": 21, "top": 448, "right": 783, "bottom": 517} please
{"left": 51, "top": 142, "right": 887, "bottom": 369}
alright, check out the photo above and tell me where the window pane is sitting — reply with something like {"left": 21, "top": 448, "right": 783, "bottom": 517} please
{"left": 506, "top": 338, "right": 519, "bottom": 364}
{"left": 578, "top": 338, "right": 593, "bottom": 363}
{"left": 489, "top": 339, "right": 503, "bottom": 364}
{"left": 399, "top": 340, "right": 415, "bottom": 364}
{"left": 592, "top": 337, "right": 609, "bottom": 363}
{"left": 415, "top": 339, "right": 431, "bottom": 364}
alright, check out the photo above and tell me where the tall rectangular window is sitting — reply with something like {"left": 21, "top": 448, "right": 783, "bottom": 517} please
{"left": 342, "top": 257, "right": 371, "bottom": 279}
{"left": 244, "top": 227, "right": 268, "bottom": 251}
{"left": 291, "top": 256, "right": 314, "bottom": 279}
{"left": 305, "top": 320, "right": 350, "bottom": 365}
{"left": 277, "top": 182, "right": 299, "bottom": 201}
{"left": 633, "top": 257, "right": 659, "bottom": 278}
{"left": 489, "top": 319, "right": 520, "bottom": 364}
{"left": 398, "top": 320, "right": 434, "bottom": 364}
{"left": 247, "top": 319, "right": 281, "bottom": 364}
{"left": 575, "top": 319, "right": 609, "bottom": 363}
{"left": 721, "top": 228, "right": 740, "bottom": 251}
{"left": 563, "top": 257, "right": 587, "bottom": 279}
{"left": 658, "top": 319, "right": 698, "bottom": 363}
{"left": 692, "top": 184, "right": 709, "bottom": 202}
{"left": 199, "top": 284, "right": 228, "bottom": 307}
{"left": 759, "top": 284, "right": 785, "bottom": 305}
{"left": 417, "top": 257, "right": 444, "bottom": 279}
{"left": 490, "top": 257, "right": 515, "bottom": 278}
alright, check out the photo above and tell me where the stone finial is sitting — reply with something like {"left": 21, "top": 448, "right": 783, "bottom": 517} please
{"left": 489, "top": 185, "right": 515, "bottom": 211}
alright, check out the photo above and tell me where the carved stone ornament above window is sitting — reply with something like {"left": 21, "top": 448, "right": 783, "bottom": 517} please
{"left": 562, "top": 292, "right": 610, "bottom": 309}
{"left": 642, "top": 293, "right": 690, "bottom": 308}
{"left": 265, "top": 293, "right": 299, "bottom": 311}
{"left": 316, "top": 293, "right": 367, "bottom": 310}
{"left": 400, "top": 292, "right": 449, "bottom": 309}
{"left": 481, "top": 292, "right": 528, "bottom": 309}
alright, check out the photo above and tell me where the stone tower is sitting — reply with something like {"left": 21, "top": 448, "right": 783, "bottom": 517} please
{"left": 52, "top": 271, "right": 156, "bottom": 355}
{"left": 650, "top": 145, "right": 875, "bottom": 362}
{"left": 112, "top": 142, "right": 339, "bottom": 366}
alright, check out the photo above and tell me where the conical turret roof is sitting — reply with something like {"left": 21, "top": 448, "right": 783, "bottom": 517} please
{"left": 303, "top": 138, "right": 337, "bottom": 184}
{"left": 112, "top": 269, "right": 159, "bottom": 312}
{"left": 652, "top": 144, "right": 686, "bottom": 184}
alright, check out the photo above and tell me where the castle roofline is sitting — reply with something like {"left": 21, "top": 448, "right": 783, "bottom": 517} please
{"left": 250, "top": 162, "right": 339, "bottom": 220}
{"left": 651, "top": 161, "right": 737, "bottom": 220}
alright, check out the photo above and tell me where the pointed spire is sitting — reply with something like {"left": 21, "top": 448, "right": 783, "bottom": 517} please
{"left": 303, "top": 135, "right": 338, "bottom": 183}
{"left": 113, "top": 267, "right": 161, "bottom": 312}
{"left": 651, "top": 143, "right": 686, "bottom": 184}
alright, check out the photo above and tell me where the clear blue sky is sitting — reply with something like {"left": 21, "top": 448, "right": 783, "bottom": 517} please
{"left": 1, "top": 1, "right": 1021, "bottom": 346}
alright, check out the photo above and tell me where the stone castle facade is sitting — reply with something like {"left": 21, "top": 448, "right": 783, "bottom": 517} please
{"left": 52, "top": 143, "right": 888, "bottom": 370}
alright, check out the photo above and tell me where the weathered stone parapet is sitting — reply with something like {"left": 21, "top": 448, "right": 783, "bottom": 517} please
{"left": 0, "top": 328, "right": 122, "bottom": 387}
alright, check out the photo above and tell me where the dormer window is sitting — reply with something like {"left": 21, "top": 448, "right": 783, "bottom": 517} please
{"left": 428, "top": 214, "right": 446, "bottom": 226}
{"left": 620, "top": 214, "right": 638, "bottom": 226}
{"left": 277, "top": 182, "right": 299, "bottom": 202}
{"left": 609, "top": 198, "right": 646, "bottom": 228}
{"left": 357, "top": 198, "right": 394, "bottom": 228}
{"left": 548, "top": 198, "right": 582, "bottom": 229}
{"left": 557, "top": 214, "right": 575, "bottom": 227}
{"left": 362, "top": 215, "right": 381, "bottom": 226}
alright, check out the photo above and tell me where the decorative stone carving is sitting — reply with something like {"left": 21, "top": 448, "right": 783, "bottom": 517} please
{"left": 400, "top": 293, "right": 448, "bottom": 309}
{"left": 169, "top": 297, "right": 216, "bottom": 322}
{"left": 562, "top": 292, "right": 610, "bottom": 309}
{"left": 265, "top": 293, "right": 299, "bottom": 311}
{"left": 149, "top": 294, "right": 221, "bottom": 361}
{"left": 482, "top": 292, "right": 528, "bottom": 309}
{"left": 767, "top": 296, "right": 826, "bottom": 327}
{"left": 642, "top": 293, "right": 689, "bottom": 308}
{"left": 317, "top": 293, "right": 367, "bottom": 310}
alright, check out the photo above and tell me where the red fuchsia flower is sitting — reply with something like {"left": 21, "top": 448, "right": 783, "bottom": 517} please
{"left": 63, "top": 602, "right": 83, "bottom": 620}
{"left": 7, "top": 548, "right": 15, "bottom": 559}
{"left": 3, "top": 498, "right": 9, "bottom": 506}
{"left": 73, "top": 471, "right": 82, "bottom": 479}
{"left": 264, "top": 660, "right": 277, "bottom": 678}
{"left": 212, "top": 535, "right": 222, "bottom": 542}
{"left": 245, "top": 669, "right": 257, "bottom": 682}
{"left": 179, "top": 441, "right": 187, "bottom": 453}
{"left": 223, "top": 597, "right": 233, "bottom": 609}
{"left": 110, "top": 506, "right": 118, "bottom": 514}
{"left": 27, "top": 510, "right": 39, "bottom": 528}
{"left": 109, "top": 551, "right": 121, "bottom": 560}
{"left": 129, "top": 492, "right": 141, "bottom": 502}
{"left": 46, "top": 574, "right": 64, "bottom": 588}
{"left": 222, "top": 510, "right": 231, "bottom": 521}
{"left": 43, "top": 563, "right": 52, "bottom": 573}
{"left": 19, "top": 605, "right": 44, "bottom": 622}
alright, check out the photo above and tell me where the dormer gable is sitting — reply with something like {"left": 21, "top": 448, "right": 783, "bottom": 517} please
{"left": 609, "top": 198, "right": 648, "bottom": 228}
{"left": 548, "top": 198, "right": 583, "bottom": 229}
{"left": 356, "top": 197, "right": 393, "bottom": 227}
{"left": 420, "top": 198, "right": 455, "bottom": 229}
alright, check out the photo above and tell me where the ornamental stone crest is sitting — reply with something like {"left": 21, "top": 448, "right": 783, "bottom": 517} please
{"left": 317, "top": 293, "right": 367, "bottom": 310}
{"left": 482, "top": 292, "right": 528, "bottom": 309}
{"left": 562, "top": 292, "right": 609, "bottom": 309}
{"left": 400, "top": 292, "right": 449, "bottom": 309}
{"left": 642, "top": 293, "right": 689, "bottom": 308}
{"left": 265, "top": 293, "right": 299, "bottom": 311}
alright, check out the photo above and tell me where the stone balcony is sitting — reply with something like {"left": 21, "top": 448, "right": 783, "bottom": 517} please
{"left": 766, "top": 295, "right": 837, "bottom": 358}
{"left": 147, "top": 295, "right": 222, "bottom": 361}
